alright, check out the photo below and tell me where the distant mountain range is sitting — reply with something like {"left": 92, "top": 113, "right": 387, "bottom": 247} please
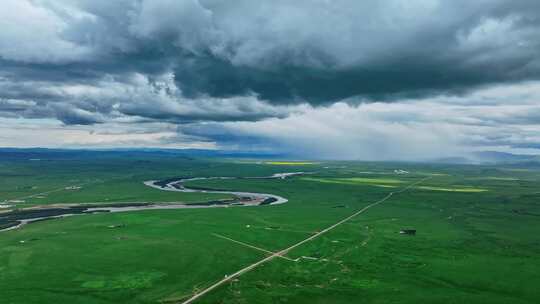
{"left": 0, "top": 148, "right": 539, "bottom": 165}
{"left": 0, "top": 148, "right": 286, "bottom": 160}
{"left": 435, "top": 151, "right": 540, "bottom": 165}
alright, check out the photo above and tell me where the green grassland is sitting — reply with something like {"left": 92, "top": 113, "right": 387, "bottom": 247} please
{"left": 1, "top": 157, "right": 540, "bottom": 303}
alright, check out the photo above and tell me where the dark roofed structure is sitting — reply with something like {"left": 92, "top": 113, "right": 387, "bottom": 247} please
{"left": 399, "top": 229, "right": 416, "bottom": 235}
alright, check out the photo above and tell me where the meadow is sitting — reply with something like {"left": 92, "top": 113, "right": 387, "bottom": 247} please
{"left": 1, "top": 156, "right": 539, "bottom": 303}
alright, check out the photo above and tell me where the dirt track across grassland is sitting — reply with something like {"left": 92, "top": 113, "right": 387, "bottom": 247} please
{"left": 179, "top": 176, "right": 431, "bottom": 304}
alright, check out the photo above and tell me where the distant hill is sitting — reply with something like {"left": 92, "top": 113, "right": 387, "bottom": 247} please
{"left": 434, "top": 151, "right": 540, "bottom": 166}
{"left": 0, "top": 148, "right": 286, "bottom": 161}
{"left": 432, "top": 156, "right": 475, "bottom": 164}
{"left": 471, "top": 151, "right": 540, "bottom": 164}
{"left": 1, "top": 148, "right": 539, "bottom": 165}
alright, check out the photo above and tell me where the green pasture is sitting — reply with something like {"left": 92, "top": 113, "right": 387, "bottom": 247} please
{"left": 1, "top": 157, "right": 539, "bottom": 303}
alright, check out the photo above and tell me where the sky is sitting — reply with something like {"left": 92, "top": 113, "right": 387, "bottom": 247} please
{"left": 1, "top": 0, "right": 540, "bottom": 160}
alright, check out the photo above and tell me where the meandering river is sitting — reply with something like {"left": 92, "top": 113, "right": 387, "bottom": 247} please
{"left": 0, "top": 172, "right": 304, "bottom": 232}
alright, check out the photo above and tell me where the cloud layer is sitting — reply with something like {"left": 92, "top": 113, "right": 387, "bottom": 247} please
{"left": 177, "top": 82, "right": 540, "bottom": 160}
{"left": 1, "top": 1, "right": 540, "bottom": 159}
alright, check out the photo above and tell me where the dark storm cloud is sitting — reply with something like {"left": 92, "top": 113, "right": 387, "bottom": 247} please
{"left": 2, "top": 0, "right": 540, "bottom": 125}
{"left": 177, "top": 123, "right": 277, "bottom": 147}
{"left": 173, "top": 53, "right": 532, "bottom": 103}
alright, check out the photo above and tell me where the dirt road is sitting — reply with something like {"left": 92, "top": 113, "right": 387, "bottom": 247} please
{"left": 180, "top": 176, "right": 431, "bottom": 304}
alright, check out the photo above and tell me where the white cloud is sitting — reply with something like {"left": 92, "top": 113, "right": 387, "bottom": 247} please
{"left": 0, "top": 118, "right": 214, "bottom": 149}
{"left": 190, "top": 82, "right": 540, "bottom": 159}
{"left": 0, "top": 0, "right": 91, "bottom": 63}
